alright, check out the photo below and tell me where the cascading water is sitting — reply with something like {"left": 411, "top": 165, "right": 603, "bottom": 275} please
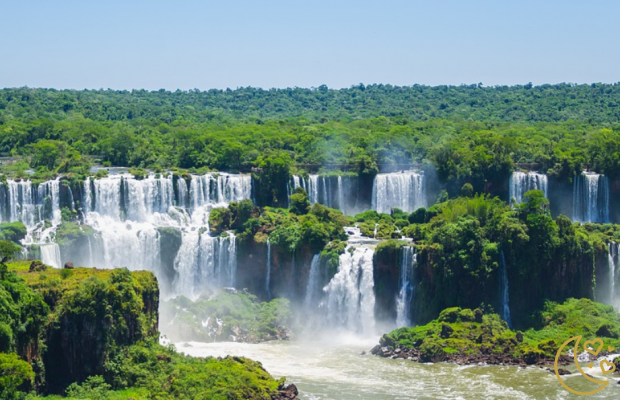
{"left": 323, "top": 228, "right": 377, "bottom": 335}
{"left": 265, "top": 238, "right": 272, "bottom": 300}
{"left": 572, "top": 172, "right": 610, "bottom": 223}
{"left": 372, "top": 171, "right": 425, "bottom": 214}
{"left": 289, "top": 174, "right": 363, "bottom": 215}
{"left": 608, "top": 242, "right": 619, "bottom": 306}
{"left": 499, "top": 250, "right": 512, "bottom": 328}
{"left": 509, "top": 171, "right": 548, "bottom": 204}
{"left": 395, "top": 246, "right": 415, "bottom": 327}
{"left": 0, "top": 172, "right": 251, "bottom": 296}
{"left": 304, "top": 254, "right": 321, "bottom": 310}
{"left": 40, "top": 243, "right": 62, "bottom": 269}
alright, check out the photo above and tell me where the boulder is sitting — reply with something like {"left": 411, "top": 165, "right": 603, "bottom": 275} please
{"left": 29, "top": 260, "right": 47, "bottom": 272}
{"left": 440, "top": 324, "right": 454, "bottom": 338}
{"left": 64, "top": 262, "right": 74, "bottom": 269}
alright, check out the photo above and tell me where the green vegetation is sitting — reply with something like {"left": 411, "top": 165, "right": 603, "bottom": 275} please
{"left": 379, "top": 299, "right": 620, "bottom": 365}
{"left": 3, "top": 86, "right": 620, "bottom": 198}
{"left": 211, "top": 191, "right": 349, "bottom": 254}
{"left": 0, "top": 260, "right": 288, "bottom": 399}
{"left": 356, "top": 191, "right": 612, "bottom": 327}
{"left": 160, "top": 290, "right": 293, "bottom": 343}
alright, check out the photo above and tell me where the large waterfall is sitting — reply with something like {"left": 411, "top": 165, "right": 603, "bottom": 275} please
{"left": 499, "top": 250, "right": 512, "bottom": 328}
{"left": 395, "top": 246, "right": 415, "bottom": 327}
{"left": 323, "top": 228, "right": 377, "bottom": 335}
{"left": 372, "top": 171, "right": 425, "bottom": 214}
{"left": 509, "top": 171, "right": 548, "bottom": 204}
{"left": 572, "top": 172, "right": 610, "bottom": 223}
{"left": 0, "top": 172, "right": 251, "bottom": 299}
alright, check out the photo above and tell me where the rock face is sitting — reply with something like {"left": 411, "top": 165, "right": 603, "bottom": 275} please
{"left": 63, "top": 261, "right": 74, "bottom": 269}
{"left": 33, "top": 268, "right": 159, "bottom": 393}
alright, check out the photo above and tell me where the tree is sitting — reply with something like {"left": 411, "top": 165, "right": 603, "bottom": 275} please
{"left": 289, "top": 187, "right": 310, "bottom": 215}
{"left": 0, "top": 353, "right": 34, "bottom": 399}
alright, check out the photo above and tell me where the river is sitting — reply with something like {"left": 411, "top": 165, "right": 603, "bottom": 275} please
{"left": 175, "top": 335, "right": 620, "bottom": 399}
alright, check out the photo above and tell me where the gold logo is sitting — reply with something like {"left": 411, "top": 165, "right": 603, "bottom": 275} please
{"left": 554, "top": 335, "right": 616, "bottom": 395}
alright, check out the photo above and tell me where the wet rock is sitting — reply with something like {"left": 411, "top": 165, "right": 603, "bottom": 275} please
{"left": 516, "top": 332, "right": 523, "bottom": 343}
{"left": 64, "top": 261, "right": 74, "bottom": 269}
{"left": 273, "top": 383, "right": 299, "bottom": 400}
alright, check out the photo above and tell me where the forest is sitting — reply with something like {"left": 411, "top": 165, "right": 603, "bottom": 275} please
{"left": 1, "top": 85, "right": 620, "bottom": 194}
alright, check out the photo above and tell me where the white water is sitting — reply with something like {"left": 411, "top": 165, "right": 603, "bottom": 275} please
{"left": 40, "top": 243, "right": 62, "bottom": 269}
{"left": 324, "top": 236, "right": 377, "bottom": 335}
{"left": 608, "top": 242, "right": 619, "bottom": 307}
{"left": 0, "top": 172, "right": 251, "bottom": 298}
{"left": 266, "top": 238, "right": 272, "bottom": 300}
{"left": 289, "top": 174, "right": 368, "bottom": 215}
{"left": 178, "top": 338, "right": 618, "bottom": 400}
{"left": 372, "top": 171, "right": 425, "bottom": 214}
{"left": 395, "top": 246, "right": 415, "bottom": 327}
{"left": 304, "top": 254, "right": 321, "bottom": 310}
{"left": 499, "top": 250, "right": 512, "bottom": 328}
{"left": 509, "top": 171, "right": 548, "bottom": 204}
{"left": 573, "top": 172, "right": 610, "bottom": 223}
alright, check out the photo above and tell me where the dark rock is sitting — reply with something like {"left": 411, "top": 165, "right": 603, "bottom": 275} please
{"left": 474, "top": 308, "right": 484, "bottom": 323}
{"left": 29, "top": 260, "right": 47, "bottom": 272}
{"left": 440, "top": 324, "right": 454, "bottom": 338}
{"left": 360, "top": 351, "right": 366, "bottom": 356}
{"left": 64, "top": 262, "right": 74, "bottom": 269}
{"left": 273, "top": 383, "right": 299, "bottom": 400}
{"left": 516, "top": 332, "right": 523, "bottom": 343}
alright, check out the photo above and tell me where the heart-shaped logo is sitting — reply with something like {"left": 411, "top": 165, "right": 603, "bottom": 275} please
{"left": 584, "top": 338, "right": 604, "bottom": 356}
{"left": 587, "top": 362, "right": 594, "bottom": 368}
{"left": 600, "top": 360, "right": 616, "bottom": 375}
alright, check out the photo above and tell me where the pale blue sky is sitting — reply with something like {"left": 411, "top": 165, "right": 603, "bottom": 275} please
{"left": 1, "top": 0, "right": 618, "bottom": 90}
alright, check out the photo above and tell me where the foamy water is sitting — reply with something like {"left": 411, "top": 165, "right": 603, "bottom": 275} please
{"left": 174, "top": 338, "right": 620, "bottom": 399}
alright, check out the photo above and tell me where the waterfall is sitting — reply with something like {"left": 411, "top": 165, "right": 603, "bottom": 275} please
{"left": 304, "top": 254, "right": 321, "bottom": 310}
{"left": 177, "top": 177, "right": 189, "bottom": 208}
{"left": 395, "top": 246, "right": 415, "bottom": 327}
{"left": 266, "top": 238, "right": 272, "bottom": 300}
{"left": 609, "top": 242, "right": 619, "bottom": 306}
{"left": 509, "top": 171, "right": 548, "bottom": 204}
{"left": 572, "top": 172, "right": 610, "bottom": 223}
{"left": 372, "top": 171, "right": 425, "bottom": 214}
{"left": 40, "top": 243, "right": 62, "bottom": 269}
{"left": 289, "top": 174, "right": 364, "bottom": 215}
{"left": 499, "top": 250, "right": 512, "bottom": 328}
{"left": 308, "top": 175, "right": 319, "bottom": 205}
{"left": 324, "top": 244, "right": 376, "bottom": 335}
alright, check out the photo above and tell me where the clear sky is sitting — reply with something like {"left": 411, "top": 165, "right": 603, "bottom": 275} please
{"left": 1, "top": 0, "right": 618, "bottom": 90}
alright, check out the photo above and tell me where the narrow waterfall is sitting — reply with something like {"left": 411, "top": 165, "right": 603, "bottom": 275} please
{"left": 509, "top": 171, "right": 548, "bottom": 204}
{"left": 499, "top": 250, "right": 512, "bottom": 327}
{"left": 307, "top": 175, "right": 319, "bottom": 205}
{"left": 572, "top": 172, "right": 610, "bottom": 223}
{"left": 40, "top": 243, "right": 62, "bottom": 269}
{"left": 395, "top": 246, "right": 415, "bottom": 327}
{"left": 609, "top": 242, "right": 619, "bottom": 306}
{"left": 304, "top": 254, "right": 321, "bottom": 310}
{"left": 265, "top": 238, "right": 272, "bottom": 300}
{"left": 324, "top": 244, "right": 376, "bottom": 335}
{"left": 372, "top": 171, "right": 425, "bottom": 214}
